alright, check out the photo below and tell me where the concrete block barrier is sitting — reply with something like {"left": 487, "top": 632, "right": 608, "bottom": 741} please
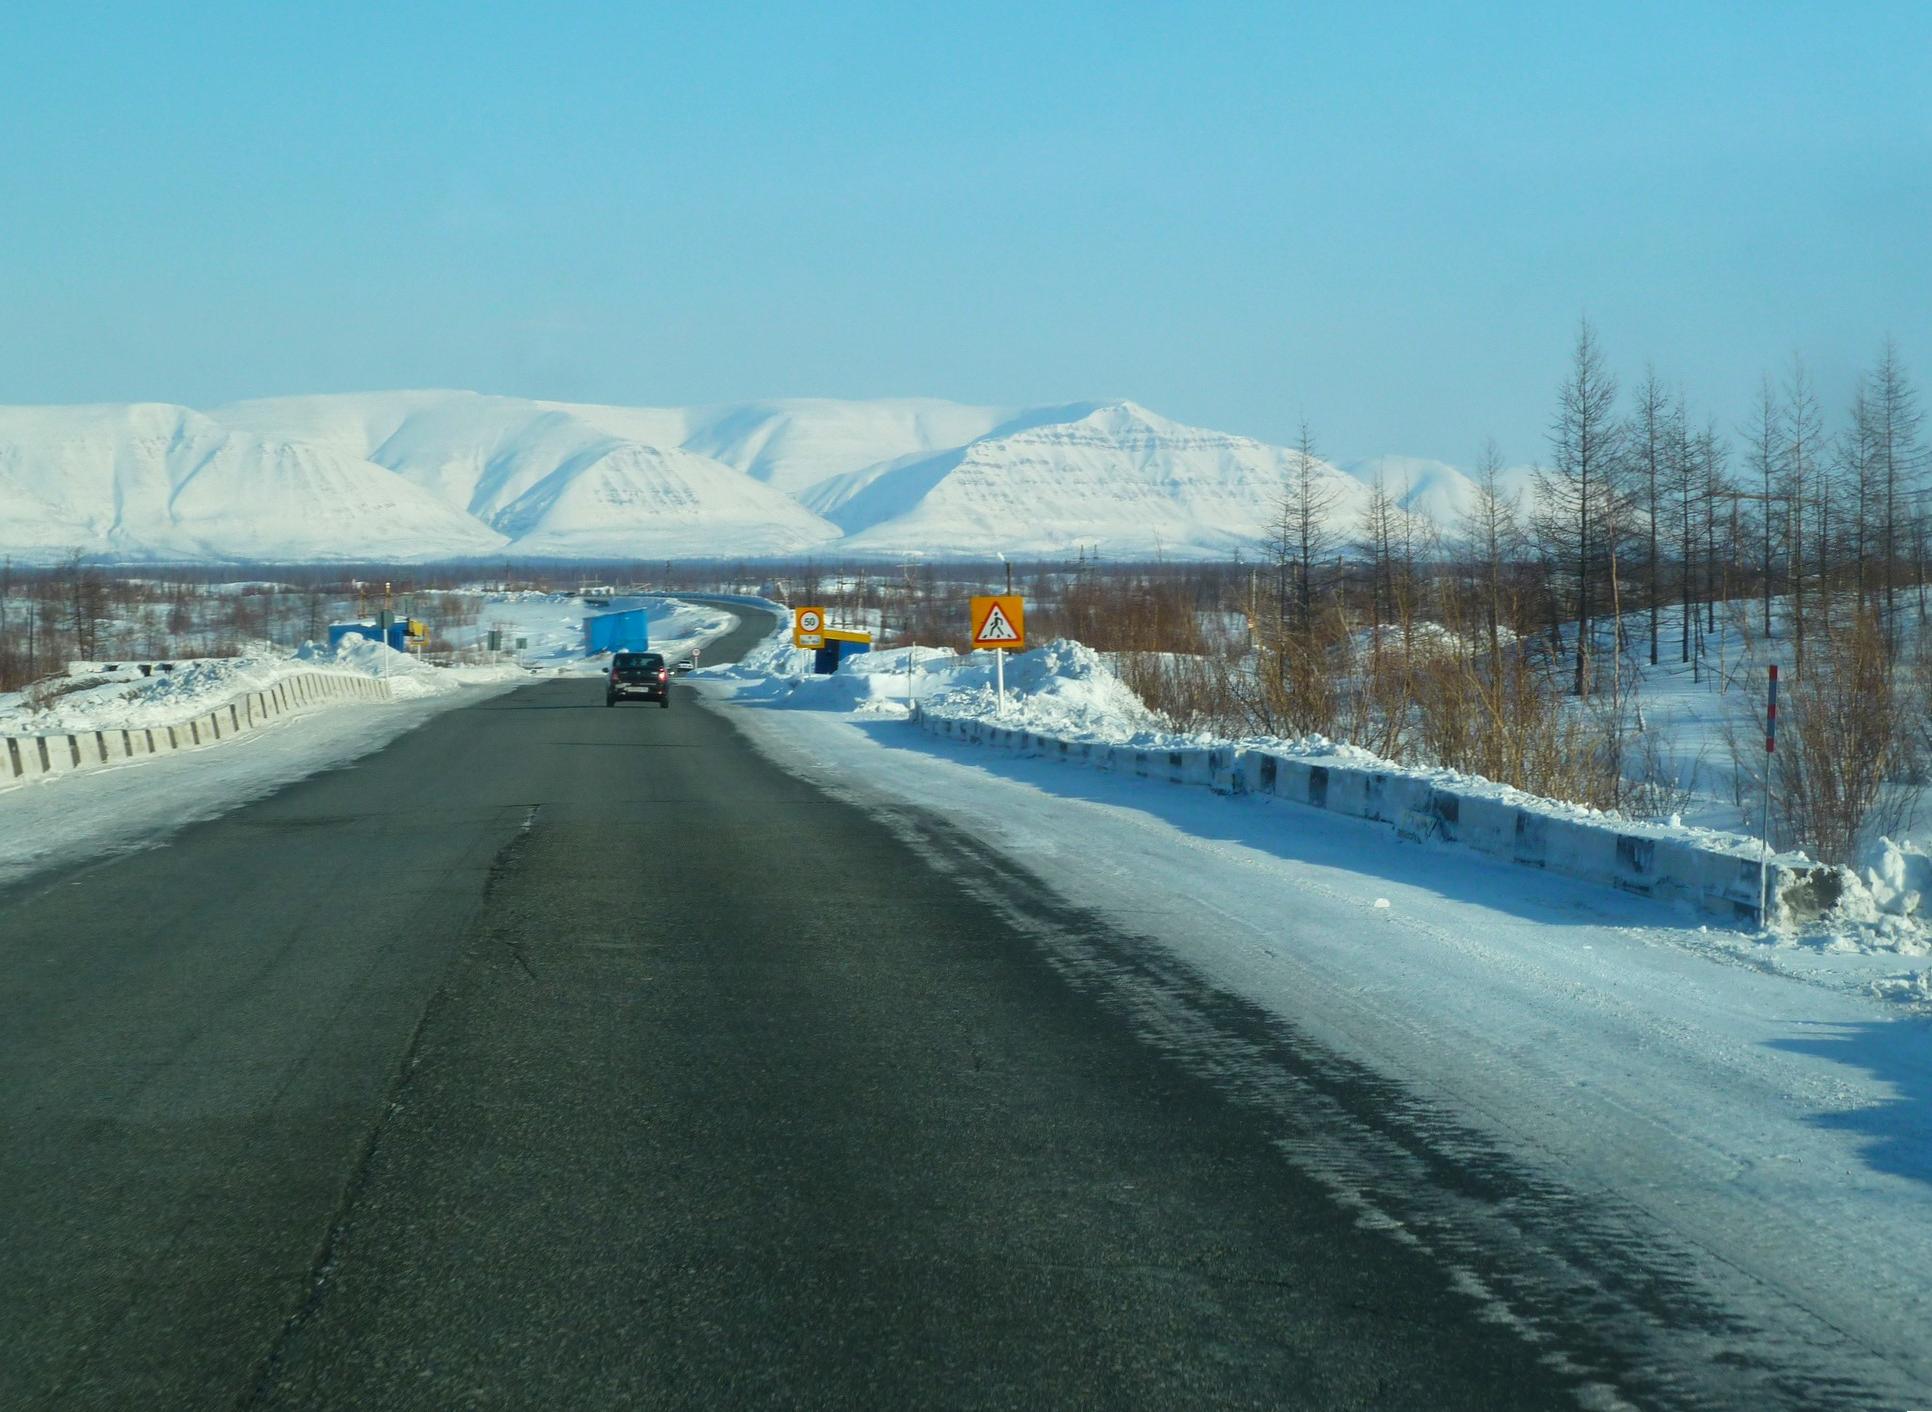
{"left": 2, "top": 670, "right": 394, "bottom": 794}
{"left": 910, "top": 706, "right": 1835, "bottom": 928}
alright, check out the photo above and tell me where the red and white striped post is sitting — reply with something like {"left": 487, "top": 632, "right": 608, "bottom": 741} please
{"left": 1760, "top": 665, "right": 1778, "bottom": 925}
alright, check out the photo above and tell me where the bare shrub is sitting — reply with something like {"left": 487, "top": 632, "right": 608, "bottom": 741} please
{"left": 1335, "top": 626, "right": 1411, "bottom": 759}
{"left": 1624, "top": 734, "right": 1704, "bottom": 823}
{"left": 1773, "top": 610, "right": 1920, "bottom": 864}
{"left": 1462, "top": 645, "right": 1619, "bottom": 809}
{"left": 1240, "top": 606, "right": 1348, "bottom": 739}
{"left": 1112, "top": 651, "right": 1244, "bottom": 734}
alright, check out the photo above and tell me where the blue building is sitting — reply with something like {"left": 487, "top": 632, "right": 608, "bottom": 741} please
{"left": 813, "top": 627, "right": 872, "bottom": 674}
{"left": 583, "top": 607, "right": 651, "bottom": 655}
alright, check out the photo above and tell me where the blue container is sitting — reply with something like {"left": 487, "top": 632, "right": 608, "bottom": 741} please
{"left": 584, "top": 607, "right": 651, "bottom": 655}
{"left": 328, "top": 621, "right": 408, "bottom": 651}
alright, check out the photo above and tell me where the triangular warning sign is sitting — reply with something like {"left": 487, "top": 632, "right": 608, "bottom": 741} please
{"left": 976, "top": 602, "right": 1020, "bottom": 643}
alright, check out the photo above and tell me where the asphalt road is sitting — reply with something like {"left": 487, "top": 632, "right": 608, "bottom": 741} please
{"left": 2, "top": 606, "right": 1616, "bottom": 1410}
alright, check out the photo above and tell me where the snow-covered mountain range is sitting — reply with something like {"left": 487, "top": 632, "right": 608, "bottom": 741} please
{"left": 0, "top": 392, "right": 1502, "bottom": 563}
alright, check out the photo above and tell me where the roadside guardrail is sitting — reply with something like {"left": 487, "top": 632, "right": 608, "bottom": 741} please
{"left": 1, "top": 671, "right": 393, "bottom": 791}
{"left": 910, "top": 706, "right": 1845, "bottom": 928}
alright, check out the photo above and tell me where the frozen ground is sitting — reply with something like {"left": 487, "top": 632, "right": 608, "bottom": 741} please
{"left": 698, "top": 625, "right": 1932, "bottom": 1406}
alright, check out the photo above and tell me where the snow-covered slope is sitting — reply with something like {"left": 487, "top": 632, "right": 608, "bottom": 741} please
{"left": 1346, "top": 455, "right": 1481, "bottom": 525}
{"left": 0, "top": 402, "right": 508, "bottom": 562}
{"left": 215, "top": 392, "right": 692, "bottom": 523}
{"left": 1, "top": 391, "right": 1481, "bottom": 562}
{"left": 681, "top": 398, "right": 1014, "bottom": 498}
{"left": 488, "top": 441, "right": 838, "bottom": 557}
{"left": 830, "top": 401, "right": 1372, "bottom": 558}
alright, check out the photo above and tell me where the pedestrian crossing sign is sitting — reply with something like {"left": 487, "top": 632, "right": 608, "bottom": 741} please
{"left": 971, "top": 595, "right": 1025, "bottom": 651}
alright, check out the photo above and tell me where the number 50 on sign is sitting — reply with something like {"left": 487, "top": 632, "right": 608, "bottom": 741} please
{"left": 793, "top": 605, "right": 826, "bottom": 649}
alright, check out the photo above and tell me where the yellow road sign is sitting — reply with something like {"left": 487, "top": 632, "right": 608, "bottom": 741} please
{"left": 971, "top": 595, "right": 1025, "bottom": 651}
{"left": 793, "top": 605, "right": 826, "bottom": 649}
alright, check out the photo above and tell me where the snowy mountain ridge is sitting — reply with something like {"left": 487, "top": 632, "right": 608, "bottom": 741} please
{"left": 0, "top": 392, "right": 1491, "bottom": 563}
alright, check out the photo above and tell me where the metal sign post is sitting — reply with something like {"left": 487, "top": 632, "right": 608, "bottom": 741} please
{"left": 1760, "top": 664, "right": 1778, "bottom": 925}
{"left": 970, "top": 596, "right": 1025, "bottom": 719}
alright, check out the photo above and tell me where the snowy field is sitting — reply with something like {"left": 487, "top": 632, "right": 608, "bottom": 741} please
{"left": 697, "top": 619, "right": 1932, "bottom": 1405}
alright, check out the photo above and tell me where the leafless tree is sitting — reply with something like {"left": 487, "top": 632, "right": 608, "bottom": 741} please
{"left": 1459, "top": 437, "right": 1520, "bottom": 674}
{"left": 1783, "top": 355, "right": 1823, "bottom": 674}
{"left": 1536, "top": 318, "right": 1624, "bottom": 695}
{"left": 1868, "top": 339, "right": 1926, "bottom": 642}
{"left": 1358, "top": 468, "right": 1399, "bottom": 654}
{"left": 1742, "top": 376, "right": 1782, "bottom": 643}
{"left": 1628, "top": 365, "right": 1670, "bottom": 665}
{"left": 1275, "top": 417, "right": 1338, "bottom": 633}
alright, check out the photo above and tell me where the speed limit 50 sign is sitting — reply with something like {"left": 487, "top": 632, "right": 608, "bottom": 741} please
{"left": 793, "top": 605, "right": 826, "bottom": 649}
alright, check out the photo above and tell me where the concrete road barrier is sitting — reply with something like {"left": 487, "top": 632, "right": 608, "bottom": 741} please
{"left": 910, "top": 705, "right": 1834, "bottom": 928}
{"left": 2, "top": 671, "right": 394, "bottom": 794}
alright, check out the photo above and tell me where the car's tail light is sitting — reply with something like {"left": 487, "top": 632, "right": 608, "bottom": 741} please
{"left": 659, "top": 670, "right": 668, "bottom": 682}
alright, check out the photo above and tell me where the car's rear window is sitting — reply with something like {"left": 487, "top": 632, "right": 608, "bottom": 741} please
{"left": 614, "top": 654, "right": 662, "bottom": 668}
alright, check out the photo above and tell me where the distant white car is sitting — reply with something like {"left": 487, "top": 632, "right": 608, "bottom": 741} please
{"left": 673, "top": 657, "right": 697, "bottom": 674}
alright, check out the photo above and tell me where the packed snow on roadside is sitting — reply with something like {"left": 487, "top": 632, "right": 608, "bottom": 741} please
{"left": 711, "top": 633, "right": 1174, "bottom": 737}
{"left": 710, "top": 676, "right": 1932, "bottom": 1406}
{"left": 705, "top": 619, "right": 1932, "bottom": 987}
{"left": 0, "top": 636, "right": 523, "bottom": 736}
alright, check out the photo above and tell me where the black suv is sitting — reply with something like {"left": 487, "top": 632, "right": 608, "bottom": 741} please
{"left": 607, "top": 651, "right": 670, "bottom": 708}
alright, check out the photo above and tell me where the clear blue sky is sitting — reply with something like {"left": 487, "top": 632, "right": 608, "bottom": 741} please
{"left": 3, "top": 1, "right": 1927, "bottom": 466}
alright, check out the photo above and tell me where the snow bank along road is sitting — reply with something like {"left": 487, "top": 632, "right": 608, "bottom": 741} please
{"left": 1, "top": 607, "right": 1924, "bottom": 1409}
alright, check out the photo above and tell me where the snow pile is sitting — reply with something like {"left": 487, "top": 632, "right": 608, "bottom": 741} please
{"left": 293, "top": 635, "right": 522, "bottom": 701}
{"left": 1870, "top": 970, "right": 1932, "bottom": 1007}
{"left": 1803, "top": 839, "right": 1932, "bottom": 952}
{"left": 906, "top": 639, "right": 1170, "bottom": 739}
{"left": 0, "top": 650, "right": 301, "bottom": 735}
{"left": 704, "top": 623, "right": 938, "bottom": 712}
{"left": 710, "top": 630, "right": 1169, "bottom": 731}
{"left": 1, "top": 630, "right": 531, "bottom": 738}
{"left": 1347, "top": 621, "right": 1520, "bottom": 662}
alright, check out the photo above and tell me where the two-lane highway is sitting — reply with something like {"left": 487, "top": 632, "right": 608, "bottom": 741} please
{"left": 4, "top": 607, "right": 1604, "bottom": 1409}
